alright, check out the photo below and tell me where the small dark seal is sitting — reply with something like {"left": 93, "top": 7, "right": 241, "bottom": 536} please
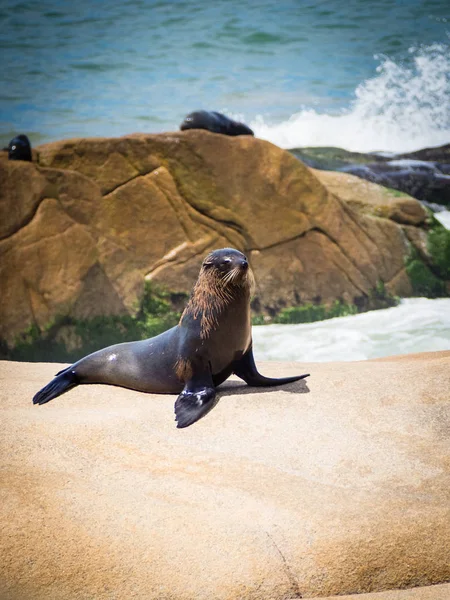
{"left": 6, "top": 134, "right": 32, "bottom": 161}
{"left": 180, "top": 110, "right": 254, "bottom": 136}
{"left": 33, "top": 248, "right": 308, "bottom": 428}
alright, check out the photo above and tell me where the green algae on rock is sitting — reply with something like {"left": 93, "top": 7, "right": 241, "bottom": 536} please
{"left": 3, "top": 283, "right": 185, "bottom": 363}
{"left": 405, "top": 228, "right": 450, "bottom": 299}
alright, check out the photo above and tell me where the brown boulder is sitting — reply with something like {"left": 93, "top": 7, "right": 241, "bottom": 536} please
{"left": 311, "top": 168, "right": 428, "bottom": 226}
{"left": 0, "top": 131, "right": 429, "bottom": 344}
{"left": 1, "top": 351, "right": 449, "bottom": 599}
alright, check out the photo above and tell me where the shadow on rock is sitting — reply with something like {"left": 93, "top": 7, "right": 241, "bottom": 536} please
{"left": 217, "top": 377, "right": 310, "bottom": 397}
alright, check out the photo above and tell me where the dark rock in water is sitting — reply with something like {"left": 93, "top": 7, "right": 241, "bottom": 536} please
{"left": 6, "top": 134, "right": 32, "bottom": 162}
{"left": 422, "top": 200, "right": 450, "bottom": 213}
{"left": 397, "top": 143, "right": 450, "bottom": 163}
{"left": 180, "top": 110, "right": 254, "bottom": 136}
{"left": 289, "top": 144, "right": 450, "bottom": 207}
{"left": 342, "top": 159, "right": 450, "bottom": 206}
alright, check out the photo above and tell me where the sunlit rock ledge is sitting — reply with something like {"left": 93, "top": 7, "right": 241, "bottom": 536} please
{"left": 1, "top": 351, "right": 449, "bottom": 599}
{"left": 1, "top": 130, "right": 442, "bottom": 349}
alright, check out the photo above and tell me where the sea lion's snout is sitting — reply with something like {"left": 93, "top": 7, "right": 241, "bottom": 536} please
{"left": 200, "top": 248, "right": 253, "bottom": 288}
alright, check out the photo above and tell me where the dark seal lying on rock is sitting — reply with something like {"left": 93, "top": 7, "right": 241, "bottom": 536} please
{"left": 180, "top": 110, "right": 254, "bottom": 136}
{"left": 5, "top": 134, "right": 32, "bottom": 161}
{"left": 33, "top": 248, "right": 308, "bottom": 428}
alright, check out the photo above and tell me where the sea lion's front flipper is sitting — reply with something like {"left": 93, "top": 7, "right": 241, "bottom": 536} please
{"left": 233, "top": 346, "right": 309, "bottom": 387}
{"left": 174, "top": 369, "right": 217, "bottom": 429}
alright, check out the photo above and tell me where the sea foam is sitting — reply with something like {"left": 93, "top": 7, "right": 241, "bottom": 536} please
{"left": 253, "top": 298, "right": 450, "bottom": 363}
{"left": 251, "top": 44, "right": 450, "bottom": 153}
{"left": 435, "top": 210, "right": 450, "bottom": 229}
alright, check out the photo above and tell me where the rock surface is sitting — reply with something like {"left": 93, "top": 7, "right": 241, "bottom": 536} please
{"left": 1, "top": 131, "right": 432, "bottom": 345}
{"left": 1, "top": 351, "right": 449, "bottom": 599}
{"left": 316, "top": 584, "right": 450, "bottom": 600}
{"left": 311, "top": 169, "right": 427, "bottom": 226}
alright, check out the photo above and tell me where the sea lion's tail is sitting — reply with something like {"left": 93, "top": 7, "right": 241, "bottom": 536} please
{"left": 33, "top": 367, "right": 79, "bottom": 405}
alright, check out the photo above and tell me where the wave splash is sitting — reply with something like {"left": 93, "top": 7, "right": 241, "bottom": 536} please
{"left": 251, "top": 44, "right": 450, "bottom": 153}
{"left": 253, "top": 298, "right": 450, "bottom": 363}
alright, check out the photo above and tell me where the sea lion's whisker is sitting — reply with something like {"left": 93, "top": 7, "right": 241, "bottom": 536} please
{"left": 222, "top": 266, "right": 241, "bottom": 285}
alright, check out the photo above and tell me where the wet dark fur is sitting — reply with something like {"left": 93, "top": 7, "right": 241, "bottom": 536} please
{"left": 6, "top": 134, "right": 32, "bottom": 161}
{"left": 180, "top": 111, "right": 254, "bottom": 136}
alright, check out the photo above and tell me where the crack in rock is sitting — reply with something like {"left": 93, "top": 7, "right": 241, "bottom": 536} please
{"left": 0, "top": 194, "right": 48, "bottom": 242}
{"left": 253, "top": 227, "right": 370, "bottom": 296}
{"left": 102, "top": 166, "right": 160, "bottom": 198}
{"left": 266, "top": 532, "right": 302, "bottom": 598}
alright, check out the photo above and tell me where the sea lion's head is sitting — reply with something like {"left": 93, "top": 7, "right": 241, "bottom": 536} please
{"left": 7, "top": 134, "right": 32, "bottom": 161}
{"left": 182, "top": 248, "right": 255, "bottom": 338}
{"left": 201, "top": 248, "right": 255, "bottom": 291}
{"left": 180, "top": 110, "right": 215, "bottom": 132}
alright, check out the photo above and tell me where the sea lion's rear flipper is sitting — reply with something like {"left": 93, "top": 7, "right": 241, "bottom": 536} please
{"left": 233, "top": 347, "right": 309, "bottom": 387}
{"left": 174, "top": 368, "right": 218, "bottom": 429}
{"left": 33, "top": 367, "right": 79, "bottom": 405}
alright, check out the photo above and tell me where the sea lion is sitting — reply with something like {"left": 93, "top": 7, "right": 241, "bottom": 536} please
{"left": 33, "top": 248, "right": 309, "bottom": 428}
{"left": 6, "top": 134, "right": 32, "bottom": 161}
{"left": 180, "top": 110, "right": 254, "bottom": 136}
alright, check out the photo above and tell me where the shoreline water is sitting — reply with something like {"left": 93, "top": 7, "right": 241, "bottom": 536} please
{"left": 435, "top": 210, "right": 450, "bottom": 229}
{"left": 251, "top": 42, "right": 450, "bottom": 153}
{"left": 253, "top": 298, "right": 450, "bottom": 363}
{"left": 1, "top": 1, "right": 449, "bottom": 153}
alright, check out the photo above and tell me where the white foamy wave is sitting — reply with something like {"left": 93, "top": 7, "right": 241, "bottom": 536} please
{"left": 435, "top": 209, "right": 450, "bottom": 229}
{"left": 252, "top": 298, "right": 450, "bottom": 363}
{"left": 252, "top": 44, "right": 450, "bottom": 153}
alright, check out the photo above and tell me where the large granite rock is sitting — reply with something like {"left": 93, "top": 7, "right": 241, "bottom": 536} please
{"left": 311, "top": 169, "right": 427, "bottom": 226}
{"left": 0, "top": 131, "right": 432, "bottom": 345}
{"left": 1, "top": 351, "right": 449, "bottom": 599}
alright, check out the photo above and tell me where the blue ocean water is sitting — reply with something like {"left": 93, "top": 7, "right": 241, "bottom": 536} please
{"left": 1, "top": 0, "right": 449, "bottom": 152}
